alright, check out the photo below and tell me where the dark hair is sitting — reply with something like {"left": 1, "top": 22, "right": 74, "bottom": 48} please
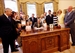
{"left": 53, "top": 12, "right": 56, "bottom": 14}
{"left": 11, "top": 11, "right": 16, "bottom": 18}
{"left": 48, "top": 10, "right": 51, "bottom": 12}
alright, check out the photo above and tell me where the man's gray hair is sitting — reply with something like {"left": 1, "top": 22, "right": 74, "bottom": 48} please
{"left": 4, "top": 8, "right": 12, "bottom": 12}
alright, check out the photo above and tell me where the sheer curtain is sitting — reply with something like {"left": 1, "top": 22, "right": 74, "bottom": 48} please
{"left": 44, "top": 2, "right": 53, "bottom": 14}
{"left": 4, "top": 0, "right": 18, "bottom": 12}
{"left": 27, "top": 3, "right": 36, "bottom": 17}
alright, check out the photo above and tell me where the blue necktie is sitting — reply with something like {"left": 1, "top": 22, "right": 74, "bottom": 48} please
{"left": 8, "top": 17, "right": 11, "bottom": 21}
{"left": 32, "top": 18, "right": 34, "bottom": 21}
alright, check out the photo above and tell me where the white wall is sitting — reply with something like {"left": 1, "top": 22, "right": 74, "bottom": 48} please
{"left": 58, "top": 0, "right": 75, "bottom": 10}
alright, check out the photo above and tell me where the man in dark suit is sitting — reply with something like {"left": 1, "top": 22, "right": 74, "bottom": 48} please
{"left": 64, "top": 6, "right": 75, "bottom": 46}
{"left": 34, "top": 19, "right": 43, "bottom": 28}
{"left": 0, "top": 8, "right": 18, "bottom": 53}
{"left": 29, "top": 14, "right": 37, "bottom": 28}
{"left": 46, "top": 10, "right": 53, "bottom": 26}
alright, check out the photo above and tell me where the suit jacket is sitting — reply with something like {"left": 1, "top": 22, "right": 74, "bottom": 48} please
{"left": 29, "top": 17, "right": 37, "bottom": 27}
{"left": 64, "top": 11, "right": 75, "bottom": 28}
{"left": 34, "top": 22, "right": 43, "bottom": 28}
{"left": 46, "top": 14, "right": 53, "bottom": 25}
{"left": 0, "top": 14, "right": 18, "bottom": 40}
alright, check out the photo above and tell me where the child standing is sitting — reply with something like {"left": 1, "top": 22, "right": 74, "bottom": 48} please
{"left": 53, "top": 12, "right": 58, "bottom": 26}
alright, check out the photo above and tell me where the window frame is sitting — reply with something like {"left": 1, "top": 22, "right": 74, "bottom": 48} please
{"left": 26, "top": 2, "right": 36, "bottom": 17}
{"left": 44, "top": 2, "right": 54, "bottom": 14}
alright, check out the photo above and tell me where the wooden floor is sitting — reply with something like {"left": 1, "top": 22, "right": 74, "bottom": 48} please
{"left": 0, "top": 43, "right": 75, "bottom": 53}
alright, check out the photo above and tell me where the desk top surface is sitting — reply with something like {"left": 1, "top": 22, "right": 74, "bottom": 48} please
{"left": 20, "top": 28, "right": 70, "bottom": 37}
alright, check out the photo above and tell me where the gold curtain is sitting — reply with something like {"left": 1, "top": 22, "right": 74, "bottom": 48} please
{"left": 18, "top": 0, "right": 58, "bottom": 16}
{"left": 36, "top": 3, "right": 44, "bottom": 16}
{"left": 0, "top": 0, "right": 5, "bottom": 15}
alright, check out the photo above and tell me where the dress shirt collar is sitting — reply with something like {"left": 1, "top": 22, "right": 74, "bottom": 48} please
{"left": 4, "top": 13, "right": 8, "bottom": 18}
{"left": 48, "top": 14, "right": 51, "bottom": 17}
{"left": 68, "top": 10, "right": 73, "bottom": 15}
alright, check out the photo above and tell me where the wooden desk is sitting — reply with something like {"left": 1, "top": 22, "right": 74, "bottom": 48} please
{"left": 20, "top": 28, "right": 70, "bottom": 53}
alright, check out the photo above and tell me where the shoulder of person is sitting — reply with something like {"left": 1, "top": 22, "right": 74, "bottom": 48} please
{"left": 0, "top": 14, "right": 6, "bottom": 19}
{"left": 0, "top": 14, "right": 5, "bottom": 17}
{"left": 51, "top": 14, "right": 54, "bottom": 16}
{"left": 72, "top": 11, "right": 75, "bottom": 14}
{"left": 29, "top": 17, "right": 31, "bottom": 18}
{"left": 34, "top": 18, "right": 37, "bottom": 19}
{"left": 0, "top": 15, "right": 2, "bottom": 18}
{"left": 29, "top": 17, "right": 32, "bottom": 19}
{"left": 47, "top": 15, "right": 50, "bottom": 16}
{"left": 46, "top": 15, "right": 49, "bottom": 17}
{"left": 33, "top": 22, "right": 37, "bottom": 26}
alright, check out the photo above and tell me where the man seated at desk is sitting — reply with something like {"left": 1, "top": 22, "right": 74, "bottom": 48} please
{"left": 34, "top": 19, "right": 43, "bottom": 30}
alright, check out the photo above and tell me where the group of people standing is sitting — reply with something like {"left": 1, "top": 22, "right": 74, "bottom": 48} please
{"left": 0, "top": 8, "right": 19, "bottom": 53}
{"left": 0, "top": 6, "right": 75, "bottom": 53}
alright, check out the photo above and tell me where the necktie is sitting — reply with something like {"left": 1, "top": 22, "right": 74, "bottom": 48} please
{"left": 8, "top": 17, "right": 11, "bottom": 21}
{"left": 32, "top": 18, "right": 34, "bottom": 21}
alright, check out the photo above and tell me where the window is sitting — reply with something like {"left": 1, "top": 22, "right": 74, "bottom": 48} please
{"left": 44, "top": 2, "right": 53, "bottom": 14}
{"left": 27, "top": 3, "right": 36, "bottom": 17}
{"left": 4, "top": 0, "right": 18, "bottom": 12}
